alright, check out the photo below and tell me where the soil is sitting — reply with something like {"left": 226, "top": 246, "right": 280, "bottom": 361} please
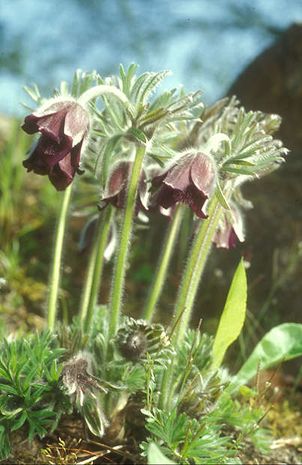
{"left": 3, "top": 388, "right": 302, "bottom": 465}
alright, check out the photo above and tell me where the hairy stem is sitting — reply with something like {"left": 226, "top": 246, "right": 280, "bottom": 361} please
{"left": 80, "top": 207, "right": 113, "bottom": 332}
{"left": 159, "top": 192, "right": 225, "bottom": 408}
{"left": 108, "top": 145, "right": 146, "bottom": 340}
{"left": 47, "top": 185, "right": 72, "bottom": 330}
{"left": 143, "top": 205, "right": 183, "bottom": 321}
{"left": 78, "top": 85, "right": 130, "bottom": 107}
{"left": 173, "top": 194, "right": 223, "bottom": 344}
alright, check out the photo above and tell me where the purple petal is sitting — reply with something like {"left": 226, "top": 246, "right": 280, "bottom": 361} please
{"left": 154, "top": 185, "right": 180, "bottom": 209}
{"left": 154, "top": 183, "right": 207, "bottom": 218}
{"left": 48, "top": 140, "right": 84, "bottom": 191}
{"left": 151, "top": 170, "right": 169, "bottom": 187}
{"left": 22, "top": 114, "right": 44, "bottom": 135}
{"left": 22, "top": 106, "right": 71, "bottom": 143}
{"left": 23, "top": 146, "right": 50, "bottom": 175}
{"left": 48, "top": 154, "right": 74, "bottom": 191}
{"left": 70, "top": 140, "right": 83, "bottom": 169}
{"left": 64, "top": 103, "right": 90, "bottom": 144}
{"left": 36, "top": 135, "right": 73, "bottom": 168}
{"left": 108, "top": 162, "right": 129, "bottom": 196}
{"left": 184, "top": 185, "right": 208, "bottom": 218}
{"left": 214, "top": 225, "right": 238, "bottom": 249}
{"left": 164, "top": 161, "right": 191, "bottom": 191}
{"left": 57, "top": 153, "right": 75, "bottom": 179}
{"left": 190, "top": 154, "right": 215, "bottom": 197}
{"left": 214, "top": 223, "right": 233, "bottom": 249}
{"left": 214, "top": 205, "right": 244, "bottom": 249}
{"left": 100, "top": 162, "right": 129, "bottom": 208}
{"left": 228, "top": 228, "right": 238, "bottom": 248}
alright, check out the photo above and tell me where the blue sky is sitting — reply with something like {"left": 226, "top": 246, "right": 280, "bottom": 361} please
{"left": 1, "top": 0, "right": 301, "bottom": 115}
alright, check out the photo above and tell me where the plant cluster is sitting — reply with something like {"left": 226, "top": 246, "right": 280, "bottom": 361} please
{"left": 1, "top": 65, "right": 302, "bottom": 464}
{"left": 0, "top": 333, "right": 68, "bottom": 459}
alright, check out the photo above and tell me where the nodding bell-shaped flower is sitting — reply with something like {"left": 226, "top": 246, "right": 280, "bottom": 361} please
{"left": 214, "top": 203, "right": 245, "bottom": 249}
{"left": 22, "top": 98, "right": 90, "bottom": 190}
{"left": 98, "top": 161, "right": 149, "bottom": 212}
{"left": 151, "top": 152, "right": 216, "bottom": 218}
{"left": 78, "top": 214, "right": 117, "bottom": 262}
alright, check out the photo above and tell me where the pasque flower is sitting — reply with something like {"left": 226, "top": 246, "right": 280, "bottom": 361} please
{"left": 152, "top": 152, "right": 216, "bottom": 218}
{"left": 214, "top": 203, "right": 245, "bottom": 249}
{"left": 98, "top": 161, "right": 148, "bottom": 211}
{"left": 22, "top": 99, "right": 90, "bottom": 190}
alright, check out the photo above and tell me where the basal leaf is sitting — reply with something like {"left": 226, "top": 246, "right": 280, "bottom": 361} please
{"left": 147, "top": 442, "right": 176, "bottom": 465}
{"left": 235, "top": 323, "right": 302, "bottom": 386}
{"left": 212, "top": 259, "right": 247, "bottom": 369}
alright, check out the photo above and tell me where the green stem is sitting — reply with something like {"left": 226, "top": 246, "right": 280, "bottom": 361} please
{"left": 108, "top": 145, "right": 146, "bottom": 340}
{"left": 173, "top": 194, "right": 223, "bottom": 344}
{"left": 158, "top": 364, "right": 172, "bottom": 409}
{"left": 47, "top": 185, "right": 72, "bottom": 330}
{"left": 78, "top": 85, "right": 130, "bottom": 108}
{"left": 80, "top": 208, "right": 113, "bottom": 332}
{"left": 159, "top": 193, "right": 224, "bottom": 409}
{"left": 177, "top": 207, "right": 192, "bottom": 271}
{"left": 143, "top": 206, "right": 183, "bottom": 321}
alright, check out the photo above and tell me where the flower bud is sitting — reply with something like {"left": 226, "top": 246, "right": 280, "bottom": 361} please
{"left": 99, "top": 161, "right": 148, "bottom": 212}
{"left": 115, "top": 317, "right": 170, "bottom": 362}
{"left": 214, "top": 203, "right": 245, "bottom": 249}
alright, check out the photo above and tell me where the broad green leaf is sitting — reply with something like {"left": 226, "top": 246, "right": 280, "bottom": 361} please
{"left": 212, "top": 259, "right": 247, "bottom": 369}
{"left": 147, "top": 443, "right": 176, "bottom": 465}
{"left": 82, "top": 396, "right": 108, "bottom": 438}
{"left": 235, "top": 323, "right": 302, "bottom": 386}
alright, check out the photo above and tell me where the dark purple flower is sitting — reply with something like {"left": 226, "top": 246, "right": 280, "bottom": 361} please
{"left": 152, "top": 152, "right": 216, "bottom": 218}
{"left": 214, "top": 204, "right": 245, "bottom": 249}
{"left": 22, "top": 99, "right": 89, "bottom": 190}
{"left": 99, "top": 161, "right": 148, "bottom": 211}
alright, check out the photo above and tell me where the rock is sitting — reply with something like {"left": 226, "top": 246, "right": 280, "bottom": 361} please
{"left": 226, "top": 23, "right": 302, "bottom": 333}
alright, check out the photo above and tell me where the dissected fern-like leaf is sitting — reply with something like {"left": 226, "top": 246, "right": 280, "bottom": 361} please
{"left": 131, "top": 71, "right": 171, "bottom": 105}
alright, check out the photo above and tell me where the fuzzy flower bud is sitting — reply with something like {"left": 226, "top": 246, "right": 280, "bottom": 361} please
{"left": 152, "top": 152, "right": 216, "bottom": 218}
{"left": 98, "top": 161, "right": 148, "bottom": 212}
{"left": 214, "top": 203, "right": 245, "bottom": 249}
{"left": 22, "top": 98, "right": 90, "bottom": 190}
{"left": 115, "top": 317, "right": 170, "bottom": 362}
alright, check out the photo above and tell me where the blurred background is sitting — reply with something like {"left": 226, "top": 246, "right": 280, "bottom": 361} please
{"left": 1, "top": 0, "right": 302, "bottom": 370}
{"left": 1, "top": 0, "right": 301, "bottom": 114}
